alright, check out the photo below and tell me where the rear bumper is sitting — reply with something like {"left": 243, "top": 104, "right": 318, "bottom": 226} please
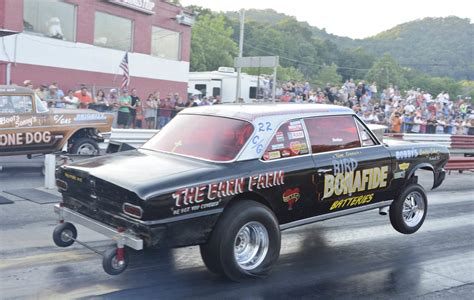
{"left": 54, "top": 204, "right": 144, "bottom": 250}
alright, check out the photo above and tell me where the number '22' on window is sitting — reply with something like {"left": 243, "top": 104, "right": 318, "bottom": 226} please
{"left": 258, "top": 122, "right": 272, "bottom": 132}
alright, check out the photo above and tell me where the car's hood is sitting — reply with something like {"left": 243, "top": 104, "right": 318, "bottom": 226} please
{"left": 64, "top": 149, "right": 220, "bottom": 199}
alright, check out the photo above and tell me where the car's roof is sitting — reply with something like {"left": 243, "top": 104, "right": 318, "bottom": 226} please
{"left": 0, "top": 85, "right": 35, "bottom": 94}
{"left": 182, "top": 103, "right": 353, "bottom": 121}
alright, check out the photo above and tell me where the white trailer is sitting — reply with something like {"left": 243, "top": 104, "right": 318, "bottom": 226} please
{"left": 188, "top": 67, "right": 261, "bottom": 103}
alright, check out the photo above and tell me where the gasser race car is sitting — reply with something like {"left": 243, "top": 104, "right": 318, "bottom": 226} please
{"left": 0, "top": 85, "right": 113, "bottom": 156}
{"left": 53, "top": 103, "right": 449, "bottom": 281}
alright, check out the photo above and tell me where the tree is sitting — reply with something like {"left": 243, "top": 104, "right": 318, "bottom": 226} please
{"left": 313, "top": 64, "right": 342, "bottom": 87}
{"left": 365, "top": 54, "right": 407, "bottom": 90}
{"left": 190, "top": 14, "right": 238, "bottom": 72}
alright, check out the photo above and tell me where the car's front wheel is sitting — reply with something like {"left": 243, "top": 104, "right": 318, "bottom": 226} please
{"left": 389, "top": 183, "right": 427, "bottom": 234}
{"left": 200, "top": 200, "right": 281, "bottom": 281}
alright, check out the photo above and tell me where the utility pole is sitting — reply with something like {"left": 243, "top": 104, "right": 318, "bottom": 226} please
{"left": 236, "top": 9, "right": 245, "bottom": 102}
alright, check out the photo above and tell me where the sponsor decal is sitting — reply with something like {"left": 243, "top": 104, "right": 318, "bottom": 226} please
{"left": 64, "top": 172, "right": 83, "bottom": 183}
{"left": 73, "top": 113, "right": 107, "bottom": 122}
{"left": 271, "top": 143, "right": 285, "bottom": 150}
{"left": 172, "top": 170, "right": 285, "bottom": 213}
{"left": 0, "top": 131, "right": 52, "bottom": 147}
{"left": 330, "top": 193, "right": 374, "bottom": 211}
{"left": 398, "top": 162, "right": 410, "bottom": 171}
{"left": 287, "top": 131, "right": 305, "bottom": 140}
{"left": 395, "top": 149, "right": 418, "bottom": 160}
{"left": 275, "top": 131, "right": 285, "bottom": 142}
{"left": 323, "top": 166, "right": 388, "bottom": 198}
{"left": 290, "top": 141, "right": 309, "bottom": 155}
{"left": 281, "top": 149, "right": 291, "bottom": 157}
{"left": 419, "top": 148, "right": 441, "bottom": 161}
{"left": 283, "top": 188, "right": 300, "bottom": 210}
{"left": 268, "top": 151, "right": 281, "bottom": 160}
{"left": 394, "top": 171, "right": 405, "bottom": 179}
{"left": 332, "top": 138, "right": 343, "bottom": 142}
{"left": 288, "top": 124, "right": 303, "bottom": 131}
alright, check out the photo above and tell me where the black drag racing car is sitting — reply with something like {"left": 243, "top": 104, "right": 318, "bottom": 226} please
{"left": 53, "top": 103, "right": 449, "bottom": 281}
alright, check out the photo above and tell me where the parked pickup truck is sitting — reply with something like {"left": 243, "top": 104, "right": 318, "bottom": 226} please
{"left": 0, "top": 85, "right": 113, "bottom": 156}
{"left": 53, "top": 103, "right": 449, "bottom": 281}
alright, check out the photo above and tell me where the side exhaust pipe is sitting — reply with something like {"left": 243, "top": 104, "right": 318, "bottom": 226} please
{"left": 379, "top": 206, "right": 390, "bottom": 215}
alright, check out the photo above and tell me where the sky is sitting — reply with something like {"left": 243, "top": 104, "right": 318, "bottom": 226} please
{"left": 180, "top": 0, "right": 474, "bottom": 39}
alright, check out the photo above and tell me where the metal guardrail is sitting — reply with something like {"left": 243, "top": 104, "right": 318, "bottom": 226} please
{"left": 385, "top": 133, "right": 474, "bottom": 155}
{"left": 104, "top": 129, "right": 159, "bottom": 149}
{"left": 445, "top": 157, "right": 474, "bottom": 172}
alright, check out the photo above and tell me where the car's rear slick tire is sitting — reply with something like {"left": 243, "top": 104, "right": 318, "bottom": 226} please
{"left": 389, "top": 183, "right": 427, "bottom": 234}
{"left": 200, "top": 200, "right": 281, "bottom": 281}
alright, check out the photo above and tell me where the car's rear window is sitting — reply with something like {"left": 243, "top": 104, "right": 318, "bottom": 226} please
{"left": 142, "top": 114, "right": 254, "bottom": 162}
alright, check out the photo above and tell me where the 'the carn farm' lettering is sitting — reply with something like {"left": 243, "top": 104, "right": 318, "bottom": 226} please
{"left": 172, "top": 170, "right": 285, "bottom": 207}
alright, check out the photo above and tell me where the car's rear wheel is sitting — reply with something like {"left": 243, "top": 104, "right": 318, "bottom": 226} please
{"left": 70, "top": 138, "right": 99, "bottom": 155}
{"left": 389, "top": 183, "right": 427, "bottom": 234}
{"left": 200, "top": 200, "right": 280, "bottom": 281}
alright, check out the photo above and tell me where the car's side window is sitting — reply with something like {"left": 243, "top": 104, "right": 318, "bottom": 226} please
{"left": 304, "top": 115, "right": 361, "bottom": 154}
{"left": 0, "top": 95, "right": 33, "bottom": 114}
{"left": 262, "top": 119, "right": 309, "bottom": 161}
{"left": 354, "top": 118, "right": 376, "bottom": 147}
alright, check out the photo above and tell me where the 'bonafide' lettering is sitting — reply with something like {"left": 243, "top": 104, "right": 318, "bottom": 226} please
{"left": 323, "top": 166, "right": 388, "bottom": 198}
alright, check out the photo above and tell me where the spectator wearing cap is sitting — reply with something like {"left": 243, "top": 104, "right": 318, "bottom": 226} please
{"left": 46, "top": 85, "right": 63, "bottom": 108}
{"left": 117, "top": 90, "right": 132, "bottom": 128}
{"left": 75, "top": 86, "right": 94, "bottom": 109}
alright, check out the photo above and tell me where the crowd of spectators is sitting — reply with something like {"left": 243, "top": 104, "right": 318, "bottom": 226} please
{"left": 21, "top": 78, "right": 474, "bottom": 135}
{"left": 273, "top": 79, "right": 474, "bottom": 135}
{"left": 22, "top": 80, "right": 222, "bottom": 130}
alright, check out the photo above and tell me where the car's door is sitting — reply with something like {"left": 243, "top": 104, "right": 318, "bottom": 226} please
{"left": 303, "top": 114, "right": 393, "bottom": 216}
{"left": 259, "top": 118, "right": 317, "bottom": 223}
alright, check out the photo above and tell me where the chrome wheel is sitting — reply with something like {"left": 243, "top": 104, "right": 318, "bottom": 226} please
{"left": 61, "top": 229, "right": 73, "bottom": 243}
{"left": 111, "top": 255, "right": 125, "bottom": 270}
{"left": 77, "top": 143, "right": 97, "bottom": 155}
{"left": 402, "top": 191, "right": 425, "bottom": 227}
{"left": 234, "top": 221, "right": 269, "bottom": 270}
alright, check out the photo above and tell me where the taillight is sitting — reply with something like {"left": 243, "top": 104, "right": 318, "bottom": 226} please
{"left": 122, "top": 203, "right": 143, "bottom": 219}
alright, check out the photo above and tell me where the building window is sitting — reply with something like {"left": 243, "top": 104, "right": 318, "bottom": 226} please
{"left": 151, "top": 26, "right": 181, "bottom": 60}
{"left": 23, "top": 0, "right": 76, "bottom": 41}
{"left": 94, "top": 12, "right": 133, "bottom": 51}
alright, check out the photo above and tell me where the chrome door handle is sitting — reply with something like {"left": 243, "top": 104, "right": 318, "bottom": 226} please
{"left": 317, "top": 168, "right": 332, "bottom": 174}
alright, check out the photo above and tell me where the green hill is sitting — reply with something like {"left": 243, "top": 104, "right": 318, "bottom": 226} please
{"left": 223, "top": 10, "right": 472, "bottom": 80}
{"left": 357, "top": 17, "right": 473, "bottom": 80}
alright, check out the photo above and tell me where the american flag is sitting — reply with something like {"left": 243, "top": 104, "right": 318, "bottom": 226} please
{"left": 119, "top": 52, "right": 129, "bottom": 90}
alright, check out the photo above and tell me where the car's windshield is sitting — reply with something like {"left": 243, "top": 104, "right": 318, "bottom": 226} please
{"left": 142, "top": 114, "right": 254, "bottom": 162}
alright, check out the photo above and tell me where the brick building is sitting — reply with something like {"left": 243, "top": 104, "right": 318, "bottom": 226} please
{"left": 0, "top": 0, "right": 192, "bottom": 97}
